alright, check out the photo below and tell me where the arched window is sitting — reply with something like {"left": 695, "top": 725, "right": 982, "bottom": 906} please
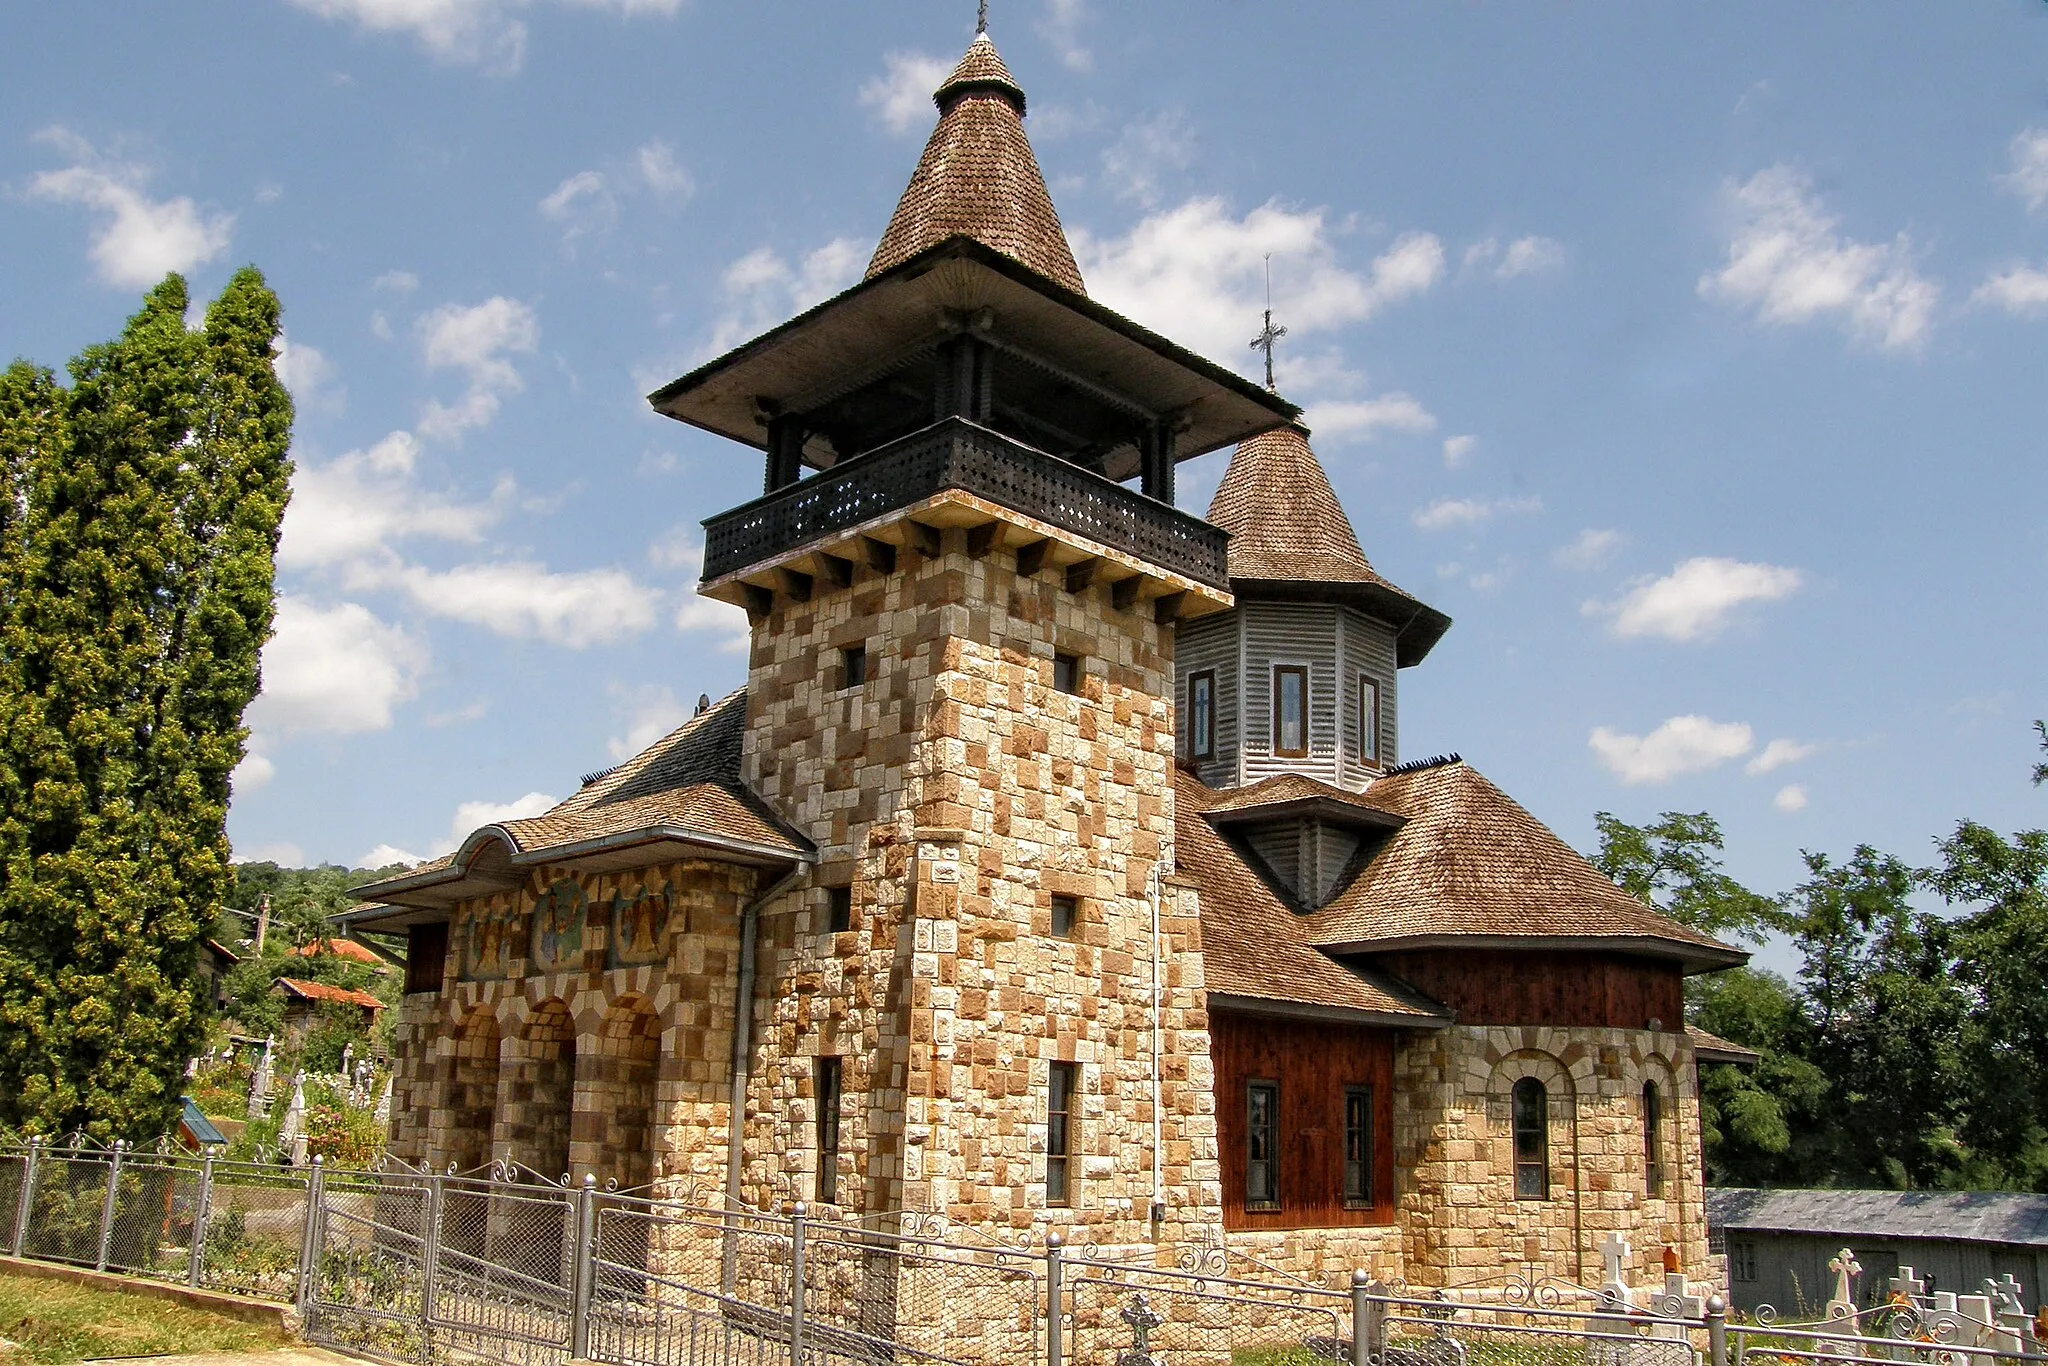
{"left": 1643, "top": 1081, "right": 1663, "bottom": 1195}
{"left": 1511, "top": 1077, "right": 1549, "bottom": 1200}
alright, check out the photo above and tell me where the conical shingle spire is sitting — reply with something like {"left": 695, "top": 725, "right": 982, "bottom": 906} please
{"left": 1207, "top": 424, "right": 1384, "bottom": 585}
{"left": 866, "top": 32, "right": 1086, "bottom": 294}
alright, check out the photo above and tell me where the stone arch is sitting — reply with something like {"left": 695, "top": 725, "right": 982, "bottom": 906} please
{"left": 509, "top": 997, "right": 577, "bottom": 1183}
{"left": 587, "top": 994, "right": 663, "bottom": 1193}
{"left": 446, "top": 1003, "right": 501, "bottom": 1175}
{"left": 1486, "top": 1048, "right": 1578, "bottom": 1211}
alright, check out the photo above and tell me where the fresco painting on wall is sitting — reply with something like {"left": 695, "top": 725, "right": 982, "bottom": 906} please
{"left": 531, "top": 881, "right": 586, "bottom": 975}
{"left": 462, "top": 902, "right": 522, "bottom": 982}
{"left": 608, "top": 883, "right": 672, "bottom": 969}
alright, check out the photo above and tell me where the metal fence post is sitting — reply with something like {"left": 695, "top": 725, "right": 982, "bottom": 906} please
{"left": 418, "top": 1170, "right": 442, "bottom": 1331}
{"left": 789, "top": 1202, "right": 807, "bottom": 1366}
{"left": 187, "top": 1152, "right": 215, "bottom": 1288}
{"left": 1351, "top": 1271, "right": 1372, "bottom": 1366}
{"left": 95, "top": 1141, "right": 123, "bottom": 1271}
{"left": 11, "top": 1139, "right": 38, "bottom": 1258}
{"left": 296, "top": 1157, "right": 326, "bottom": 1316}
{"left": 570, "top": 1174, "right": 597, "bottom": 1360}
{"left": 1705, "top": 1293, "right": 1728, "bottom": 1366}
{"left": 1045, "top": 1232, "right": 1064, "bottom": 1366}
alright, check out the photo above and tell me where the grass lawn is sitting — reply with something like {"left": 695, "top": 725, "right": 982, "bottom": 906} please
{"left": 0, "top": 1274, "right": 290, "bottom": 1364}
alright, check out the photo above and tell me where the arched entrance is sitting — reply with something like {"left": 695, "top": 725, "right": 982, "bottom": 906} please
{"left": 446, "top": 1005, "right": 500, "bottom": 1174}
{"left": 592, "top": 996, "right": 662, "bottom": 1193}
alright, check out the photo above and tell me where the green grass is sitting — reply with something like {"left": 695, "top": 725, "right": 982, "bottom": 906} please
{"left": 0, "top": 1273, "right": 290, "bottom": 1364}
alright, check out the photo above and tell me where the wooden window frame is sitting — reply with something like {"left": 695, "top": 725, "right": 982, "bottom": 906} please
{"left": 815, "top": 1056, "right": 842, "bottom": 1205}
{"left": 1512, "top": 1077, "right": 1549, "bottom": 1201}
{"left": 1052, "top": 652, "right": 1082, "bottom": 696}
{"left": 1245, "top": 1079, "right": 1281, "bottom": 1210}
{"left": 840, "top": 644, "right": 867, "bottom": 690}
{"left": 1342, "top": 1085, "right": 1374, "bottom": 1207}
{"left": 1049, "top": 893, "right": 1079, "bottom": 939}
{"left": 1047, "top": 1061, "right": 1079, "bottom": 1207}
{"left": 1272, "top": 665, "right": 1309, "bottom": 758}
{"left": 1730, "top": 1240, "right": 1758, "bottom": 1283}
{"left": 1643, "top": 1080, "right": 1663, "bottom": 1196}
{"left": 1188, "top": 670, "right": 1216, "bottom": 761}
{"left": 825, "top": 886, "right": 852, "bottom": 934}
{"left": 405, "top": 922, "right": 448, "bottom": 996}
{"left": 1357, "top": 674, "right": 1381, "bottom": 765}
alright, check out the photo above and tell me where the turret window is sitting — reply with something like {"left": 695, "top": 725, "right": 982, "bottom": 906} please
{"left": 1643, "top": 1081, "right": 1664, "bottom": 1195}
{"left": 1512, "top": 1077, "right": 1549, "bottom": 1200}
{"left": 1358, "top": 675, "right": 1381, "bottom": 764}
{"left": 1273, "top": 665, "right": 1308, "bottom": 757}
{"left": 1188, "top": 670, "right": 1215, "bottom": 760}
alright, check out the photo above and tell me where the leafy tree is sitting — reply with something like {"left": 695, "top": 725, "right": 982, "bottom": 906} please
{"left": 2032, "top": 719, "right": 2046, "bottom": 788}
{"left": 0, "top": 270, "right": 292, "bottom": 1142}
{"left": 1689, "top": 966, "right": 1826, "bottom": 1184}
{"left": 1592, "top": 810, "right": 1788, "bottom": 943}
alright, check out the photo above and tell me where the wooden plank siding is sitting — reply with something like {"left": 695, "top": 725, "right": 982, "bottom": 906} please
{"left": 1339, "top": 605, "right": 1399, "bottom": 782}
{"left": 1242, "top": 602, "right": 1342, "bottom": 787}
{"left": 1212, "top": 1011, "right": 1397, "bottom": 1230}
{"left": 1177, "top": 613, "right": 1239, "bottom": 787}
{"left": 1378, "top": 950, "right": 1685, "bottom": 1029}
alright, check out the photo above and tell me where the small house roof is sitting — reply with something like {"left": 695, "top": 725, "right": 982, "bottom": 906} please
{"left": 292, "top": 938, "right": 387, "bottom": 968}
{"left": 1688, "top": 1024, "right": 1761, "bottom": 1066}
{"left": 273, "top": 977, "right": 385, "bottom": 1012}
{"left": 1708, "top": 1187, "right": 2048, "bottom": 1249}
{"left": 179, "top": 1097, "right": 228, "bottom": 1149}
{"left": 203, "top": 938, "right": 241, "bottom": 965}
{"left": 867, "top": 32, "right": 1084, "bottom": 293}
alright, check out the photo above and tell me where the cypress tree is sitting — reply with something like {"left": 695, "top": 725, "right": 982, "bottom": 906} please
{"left": 0, "top": 269, "right": 292, "bottom": 1141}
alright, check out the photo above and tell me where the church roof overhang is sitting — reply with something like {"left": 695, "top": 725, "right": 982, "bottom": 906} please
{"left": 1207, "top": 991, "right": 1452, "bottom": 1030}
{"left": 1320, "top": 932, "right": 1750, "bottom": 976}
{"left": 1229, "top": 575, "right": 1453, "bottom": 668}
{"left": 1201, "top": 792, "right": 1407, "bottom": 834}
{"left": 648, "top": 237, "right": 1299, "bottom": 469}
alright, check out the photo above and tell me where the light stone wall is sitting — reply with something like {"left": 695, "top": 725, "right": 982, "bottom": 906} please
{"left": 735, "top": 529, "right": 1221, "bottom": 1251}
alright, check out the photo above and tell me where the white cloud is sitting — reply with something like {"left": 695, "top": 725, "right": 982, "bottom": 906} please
{"left": 859, "top": 52, "right": 951, "bottom": 135}
{"left": 1774, "top": 784, "right": 1809, "bottom": 813}
{"left": 233, "top": 750, "right": 277, "bottom": 793}
{"left": 1999, "top": 128, "right": 2048, "bottom": 213}
{"left": 1590, "top": 556, "right": 1802, "bottom": 642}
{"left": 1699, "top": 165, "right": 1938, "bottom": 351}
{"left": 702, "top": 238, "right": 865, "bottom": 356}
{"left": 27, "top": 128, "right": 235, "bottom": 288}
{"left": 1073, "top": 199, "right": 1443, "bottom": 368}
{"left": 1442, "top": 434, "right": 1477, "bottom": 469}
{"left": 635, "top": 140, "right": 692, "bottom": 199}
{"left": 373, "top": 269, "right": 420, "bottom": 294}
{"left": 359, "top": 842, "right": 428, "bottom": 869}
{"left": 447, "top": 791, "right": 556, "bottom": 847}
{"left": 1102, "top": 111, "right": 1194, "bottom": 207}
{"left": 607, "top": 683, "right": 689, "bottom": 761}
{"left": 273, "top": 332, "right": 344, "bottom": 413}
{"left": 1746, "top": 738, "right": 1817, "bottom": 776}
{"left": 1972, "top": 265, "right": 2048, "bottom": 316}
{"left": 648, "top": 528, "right": 750, "bottom": 648}
{"left": 369, "top": 559, "right": 661, "bottom": 648}
{"left": 539, "top": 141, "right": 690, "bottom": 246}
{"left": 1589, "top": 715, "right": 1754, "bottom": 786}
{"left": 1305, "top": 394, "right": 1435, "bottom": 443}
{"left": 238, "top": 840, "right": 305, "bottom": 866}
{"left": 283, "top": 0, "right": 684, "bottom": 73}
{"left": 539, "top": 168, "right": 616, "bottom": 243}
{"left": 247, "top": 596, "right": 428, "bottom": 737}
{"left": 1466, "top": 235, "right": 1565, "bottom": 279}
{"left": 1411, "top": 495, "right": 1542, "bottom": 532}
{"left": 1554, "top": 528, "right": 1624, "bottom": 571}
{"left": 416, "top": 296, "right": 539, "bottom": 440}
{"left": 1037, "top": 0, "right": 1092, "bottom": 71}
{"left": 280, "top": 430, "right": 511, "bottom": 569}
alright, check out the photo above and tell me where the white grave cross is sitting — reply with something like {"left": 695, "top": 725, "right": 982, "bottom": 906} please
{"left": 1825, "top": 1248, "right": 1861, "bottom": 1322}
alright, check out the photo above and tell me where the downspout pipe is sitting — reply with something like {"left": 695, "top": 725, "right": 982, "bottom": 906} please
{"left": 1149, "top": 860, "right": 1166, "bottom": 1226}
{"left": 726, "top": 866, "right": 804, "bottom": 1212}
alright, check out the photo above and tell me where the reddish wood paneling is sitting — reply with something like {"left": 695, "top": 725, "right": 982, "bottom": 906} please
{"left": 1377, "top": 951, "right": 1684, "bottom": 1029}
{"left": 1212, "top": 1012, "right": 1396, "bottom": 1230}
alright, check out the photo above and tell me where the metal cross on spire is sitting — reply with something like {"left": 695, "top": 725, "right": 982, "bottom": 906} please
{"left": 1248, "top": 254, "right": 1287, "bottom": 391}
{"left": 976, "top": 0, "right": 989, "bottom": 35}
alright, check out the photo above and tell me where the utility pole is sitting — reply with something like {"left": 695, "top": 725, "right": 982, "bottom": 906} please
{"left": 255, "top": 894, "right": 270, "bottom": 953}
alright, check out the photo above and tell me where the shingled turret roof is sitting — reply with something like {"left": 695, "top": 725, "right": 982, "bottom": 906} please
{"left": 866, "top": 32, "right": 1085, "bottom": 294}
{"left": 1208, "top": 422, "right": 1453, "bottom": 665}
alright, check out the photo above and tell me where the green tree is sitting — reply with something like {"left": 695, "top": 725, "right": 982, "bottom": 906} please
{"left": 0, "top": 270, "right": 292, "bottom": 1142}
{"left": 1592, "top": 810, "right": 1787, "bottom": 943}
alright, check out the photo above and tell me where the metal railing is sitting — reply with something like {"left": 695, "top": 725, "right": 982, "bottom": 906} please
{"left": 700, "top": 417, "right": 1232, "bottom": 590}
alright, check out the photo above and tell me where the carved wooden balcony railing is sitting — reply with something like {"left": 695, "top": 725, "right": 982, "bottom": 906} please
{"left": 700, "top": 418, "right": 1230, "bottom": 591}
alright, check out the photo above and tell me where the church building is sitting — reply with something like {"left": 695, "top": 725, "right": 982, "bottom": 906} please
{"left": 351, "top": 23, "right": 1747, "bottom": 1289}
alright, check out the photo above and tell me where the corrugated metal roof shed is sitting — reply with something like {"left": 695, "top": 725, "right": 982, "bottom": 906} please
{"left": 1710, "top": 1188, "right": 2048, "bottom": 1248}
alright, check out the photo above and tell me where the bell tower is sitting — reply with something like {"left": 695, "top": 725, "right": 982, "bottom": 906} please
{"left": 647, "top": 28, "right": 1297, "bottom": 1239}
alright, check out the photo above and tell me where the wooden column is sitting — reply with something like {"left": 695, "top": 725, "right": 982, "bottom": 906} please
{"left": 1140, "top": 421, "right": 1176, "bottom": 504}
{"left": 765, "top": 415, "right": 806, "bottom": 493}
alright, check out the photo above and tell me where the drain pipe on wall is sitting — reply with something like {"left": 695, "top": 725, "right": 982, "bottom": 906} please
{"left": 1149, "top": 859, "right": 1166, "bottom": 1227}
{"left": 726, "top": 866, "right": 804, "bottom": 1213}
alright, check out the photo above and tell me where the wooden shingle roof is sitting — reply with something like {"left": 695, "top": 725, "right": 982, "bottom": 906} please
{"left": 866, "top": 33, "right": 1085, "bottom": 294}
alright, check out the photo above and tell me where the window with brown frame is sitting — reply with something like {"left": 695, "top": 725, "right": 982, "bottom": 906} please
{"left": 815, "top": 1056, "right": 842, "bottom": 1204}
{"left": 1272, "top": 665, "right": 1308, "bottom": 757}
{"left": 1643, "top": 1081, "right": 1663, "bottom": 1195}
{"left": 1343, "top": 1085, "right": 1374, "bottom": 1206}
{"left": 1357, "top": 675, "right": 1381, "bottom": 764}
{"left": 1512, "top": 1077, "right": 1549, "bottom": 1200}
{"left": 405, "top": 923, "right": 448, "bottom": 995}
{"left": 1246, "top": 1079, "right": 1280, "bottom": 1209}
{"left": 1188, "top": 670, "right": 1216, "bottom": 761}
{"left": 1047, "top": 1061, "right": 1079, "bottom": 1206}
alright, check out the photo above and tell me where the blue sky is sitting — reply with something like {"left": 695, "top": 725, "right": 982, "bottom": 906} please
{"left": 4, "top": 3, "right": 2045, "bottom": 928}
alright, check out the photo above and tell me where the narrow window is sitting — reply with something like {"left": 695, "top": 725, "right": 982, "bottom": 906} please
{"left": 1246, "top": 1080, "right": 1280, "bottom": 1209}
{"left": 840, "top": 644, "right": 867, "bottom": 690}
{"left": 825, "top": 886, "right": 852, "bottom": 934}
{"left": 1050, "top": 893, "right": 1078, "bottom": 939}
{"left": 1047, "top": 1062, "right": 1079, "bottom": 1206}
{"left": 1730, "top": 1241, "right": 1758, "bottom": 1283}
{"left": 1052, "top": 653, "right": 1081, "bottom": 695}
{"left": 1273, "top": 666, "right": 1308, "bottom": 757}
{"left": 815, "top": 1057, "right": 842, "bottom": 1204}
{"left": 1343, "top": 1085, "right": 1374, "bottom": 1206}
{"left": 405, "top": 922, "right": 448, "bottom": 995}
{"left": 1357, "top": 675, "right": 1381, "bottom": 764}
{"left": 1643, "top": 1081, "right": 1663, "bottom": 1195}
{"left": 1512, "top": 1077, "right": 1549, "bottom": 1200}
{"left": 1188, "top": 670, "right": 1215, "bottom": 761}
